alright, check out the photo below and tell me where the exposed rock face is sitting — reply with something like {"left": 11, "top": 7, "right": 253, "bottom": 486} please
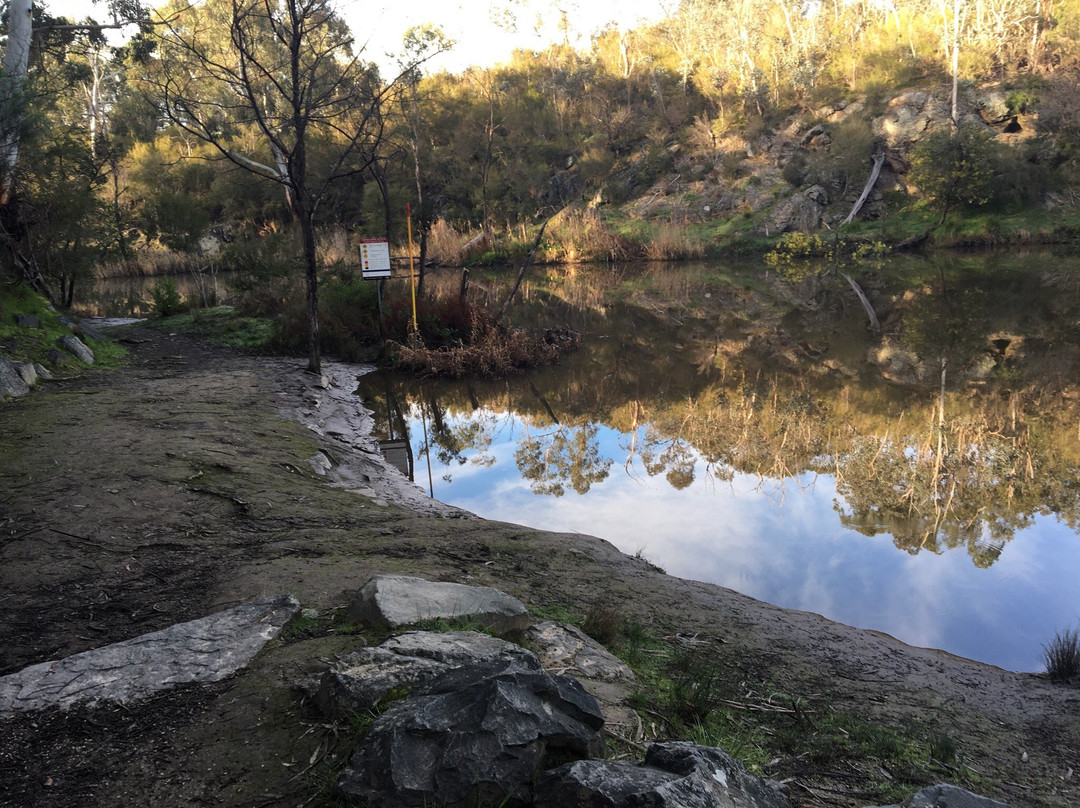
{"left": 347, "top": 574, "right": 530, "bottom": 635}
{"left": 976, "top": 87, "right": 1012, "bottom": 124}
{"left": 338, "top": 659, "right": 605, "bottom": 808}
{"left": 0, "top": 356, "right": 30, "bottom": 398}
{"left": 314, "top": 630, "right": 541, "bottom": 719}
{"left": 804, "top": 184, "right": 830, "bottom": 206}
{"left": 868, "top": 336, "right": 928, "bottom": 385}
{"left": 57, "top": 334, "right": 94, "bottom": 364}
{"left": 867, "top": 782, "right": 1016, "bottom": 808}
{"left": 0, "top": 595, "right": 299, "bottom": 713}
{"left": 768, "top": 193, "right": 822, "bottom": 234}
{"left": 534, "top": 741, "right": 792, "bottom": 808}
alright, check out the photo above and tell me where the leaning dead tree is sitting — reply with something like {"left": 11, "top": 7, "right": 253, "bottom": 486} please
{"left": 843, "top": 152, "right": 886, "bottom": 225}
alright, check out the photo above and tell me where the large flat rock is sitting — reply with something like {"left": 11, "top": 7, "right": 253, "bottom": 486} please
{"left": 347, "top": 574, "right": 530, "bottom": 635}
{"left": 0, "top": 595, "right": 299, "bottom": 714}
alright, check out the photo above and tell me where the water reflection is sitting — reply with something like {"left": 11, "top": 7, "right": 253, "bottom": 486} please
{"left": 358, "top": 254, "right": 1080, "bottom": 671}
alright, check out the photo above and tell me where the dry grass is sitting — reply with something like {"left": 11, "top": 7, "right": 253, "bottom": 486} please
{"left": 542, "top": 209, "right": 641, "bottom": 263}
{"left": 94, "top": 251, "right": 201, "bottom": 280}
{"left": 390, "top": 309, "right": 577, "bottom": 378}
{"left": 426, "top": 219, "right": 475, "bottom": 266}
{"left": 1044, "top": 627, "right": 1080, "bottom": 682}
{"left": 644, "top": 223, "right": 707, "bottom": 260}
{"left": 316, "top": 226, "right": 352, "bottom": 268}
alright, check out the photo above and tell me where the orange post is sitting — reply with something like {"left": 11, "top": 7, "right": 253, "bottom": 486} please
{"left": 406, "top": 202, "right": 418, "bottom": 338}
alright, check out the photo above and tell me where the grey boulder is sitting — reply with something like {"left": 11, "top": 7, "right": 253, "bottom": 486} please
{"left": 315, "top": 630, "right": 540, "bottom": 719}
{"left": 338, "top": 659, "right": 605, "bottom": 808}
{"left": 57, "top": 334, "right": 94, "bottom": 364}
{"left": 0, "top": 356, "right": 30, "bottom": 398}
{"left": 535, "top": 741, "right": 791, "bottom": 808}
{"left": 347, "top": 574, "right": 530, "bottom": 635}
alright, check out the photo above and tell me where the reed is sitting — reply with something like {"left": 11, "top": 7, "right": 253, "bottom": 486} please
{"left": 644, "top": 223, "right": 707, "bottom": 260}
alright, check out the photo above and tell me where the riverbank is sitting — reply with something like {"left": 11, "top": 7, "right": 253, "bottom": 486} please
{"left": 1, "top": 325, "right": 1077, "bottom": 808}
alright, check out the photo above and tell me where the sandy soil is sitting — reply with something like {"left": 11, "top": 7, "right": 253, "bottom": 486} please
{"left": 1, "top": 325, "right": 1078, "bottom": 808}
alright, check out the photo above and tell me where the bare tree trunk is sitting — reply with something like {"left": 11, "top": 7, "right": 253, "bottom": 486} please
{"left": 843, "top": 152, "right": 885, "bottom": 224}
{"left": 0, "top": 0, "right": 32, "bottom": 206}
{"left": 495, "top": 213, "right": 558, "bottom": 323}
{"left": 950, "top": 0, "right": 961, "bottom": 127}
{"left": 841, "top": 272, "right": 881, "bottom": 331}
{"left": 299, "top": 209, "right": 321, "bottom": 374}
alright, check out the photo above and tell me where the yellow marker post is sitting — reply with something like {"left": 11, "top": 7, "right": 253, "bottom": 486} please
{"left": 406, "top": 202, "right": 418, "bottom": 339}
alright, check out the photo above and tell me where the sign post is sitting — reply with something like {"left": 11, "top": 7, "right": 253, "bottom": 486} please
{"left": 358, "top": 238, "right": 392, "bottom": 343}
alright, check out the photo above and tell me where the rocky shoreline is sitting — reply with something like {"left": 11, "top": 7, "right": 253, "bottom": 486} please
{"left": 1, "top": 324, "right": 1077, "bottom": 807}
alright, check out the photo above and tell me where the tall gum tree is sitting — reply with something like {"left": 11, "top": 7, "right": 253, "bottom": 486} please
{"left": 0, "top": 0, "right": 32, "bottom": 207}
{"left": 145, "top": 0, "right": 445, "bottom": 373}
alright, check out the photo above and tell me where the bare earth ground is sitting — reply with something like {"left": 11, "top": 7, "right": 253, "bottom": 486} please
{"left": 1, "top": 325, "right": 1078, "bottom": 808}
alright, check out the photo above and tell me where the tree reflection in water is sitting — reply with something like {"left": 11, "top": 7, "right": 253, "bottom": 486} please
{"left": 356, "top": 257, "right": 1080, "bottom": 571}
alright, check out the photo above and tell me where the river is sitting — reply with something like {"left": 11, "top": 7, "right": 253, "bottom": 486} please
{"left": 82, "top": 252, "right": 1080, "bottom": 672}
{"left": 357, "top": 252, "right": 1080, "bottom": 673}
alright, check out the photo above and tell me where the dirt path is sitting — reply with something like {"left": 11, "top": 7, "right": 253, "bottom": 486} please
{"left": 1, "top": 326, "right": 1078, "bottom": 808}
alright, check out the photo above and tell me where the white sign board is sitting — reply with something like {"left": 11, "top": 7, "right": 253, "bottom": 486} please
{"left": 359, "top": 238, "right": 392, "bottom": 279}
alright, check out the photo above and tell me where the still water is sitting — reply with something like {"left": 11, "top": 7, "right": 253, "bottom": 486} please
{"left": 357, "top": 254, "right": 1080, "bottom": 672}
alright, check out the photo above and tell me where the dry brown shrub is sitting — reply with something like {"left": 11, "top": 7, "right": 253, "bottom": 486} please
{"left": 426, "top": 219, "right": 472, "bottom": 266}
{"left": 543, "top": 210, "right": 641, "bottom": 263}
{"left": 390, "top": 309, "right": 577, "bottom": 378}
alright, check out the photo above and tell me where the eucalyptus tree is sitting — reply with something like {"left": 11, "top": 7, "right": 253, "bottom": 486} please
{"left": 144, "top": 0, "right": 443, "bottom": 373}
{"left": 1, "top": 0, "right": 146, "bottom": 292}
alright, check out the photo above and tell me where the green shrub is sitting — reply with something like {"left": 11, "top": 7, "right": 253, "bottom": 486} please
{"left": 151, "top": 278, "right": 185, "bottom": 317}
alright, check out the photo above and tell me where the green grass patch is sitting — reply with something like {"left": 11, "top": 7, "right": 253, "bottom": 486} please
{"left": 0, "top": 284, "right": 128, "bottom": 371}
{"left": 149, "top": 305, "right": 277, "bottom": 351}
{"left": 597, "top": 621, "right": 971, "bottom": 802}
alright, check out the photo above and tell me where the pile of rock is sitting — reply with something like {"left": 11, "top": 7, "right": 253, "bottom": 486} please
{"left": 1, "top": 312, "right": 104, "bottom": 399}
{"left": 0, "top": 571, "right": 1020, "bottom": 808}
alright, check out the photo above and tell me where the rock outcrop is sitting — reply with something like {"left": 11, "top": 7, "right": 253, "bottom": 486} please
{"left": 535, "top": 741, "right": 792, "bottom": 808}
{"left": 338, "top": 658, "right": 606, "bottom": 807}
{"left": 313, "top": 630, "right": 541, "bottom": 719}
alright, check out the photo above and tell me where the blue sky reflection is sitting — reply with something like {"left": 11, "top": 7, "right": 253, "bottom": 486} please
{"left": 404, "top": 407, "right": 1080, "bottom": 672}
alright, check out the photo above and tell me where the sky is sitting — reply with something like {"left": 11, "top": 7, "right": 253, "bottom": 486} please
{"left": 40, "top": 0, "right": 670, "bottom": 74}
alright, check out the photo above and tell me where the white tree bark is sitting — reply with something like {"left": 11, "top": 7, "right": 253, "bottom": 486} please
{"left": 843, "top": 152, "right": 885, "bottom": 225}
{"left": 0, "top": 0, "right": 33, "bottom": 205}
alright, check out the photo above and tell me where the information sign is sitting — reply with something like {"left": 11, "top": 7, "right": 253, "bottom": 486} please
{"left": 358, "top": 238, "right": 392, "bottom": 279}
